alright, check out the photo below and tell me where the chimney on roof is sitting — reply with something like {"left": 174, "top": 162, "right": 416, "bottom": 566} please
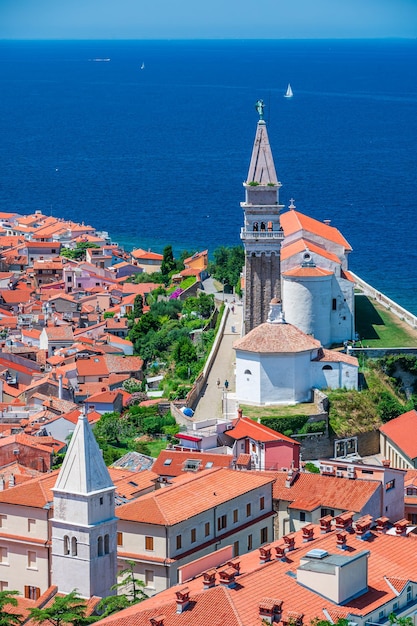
{"left": 227, "top": 559, "right": 241, "bottom": 576}
{"left": 301, "top": 524, "right": 314, "bottom": 543}
{"left": 203, "top": 569, "right": 216, "bottom": 589}
{"left": 237, "top": 407, "right": 243, "bottom": 419}
{"left": 382, "top": 459, "right": 390, "bottom": 468}
{"left": 9, "top": 473, "right": 15, "bottom": 488}
{"left": 58, "top": 373, "right": 63, "bottom": 400}
{"left": 285, "top": 467, "right": 299, "bottom": 488}
{"left": 150, "top": 617, "right": 165, "bottom": 626}
{"left": 175, "top": 587, "right": 190, "bottom": 613}
{"left": 274, "top": 544, "right": 286, "bottom": 561}
{"left": 218, "top": 566, "right": 237, "bottom": 588}
{"left": 375, "top": 517, "right": 390, "bottom": 533}
{"left": 283, "top": 534, "right": 295, "bottom": 552}
{"left": 355, "top": 515, "right": 373, "bottom": 540}
{"left": 323, "top": 219, "right": 331, "bottom": 226}
{"left": 283, "top": 612, "right": 304, "bottom": 626}
{"left": 335, "top": 511, "right": 353, "bottom": 532}
{"left": 259, "top": 598, "right": 283, "bottom": 624}
{"left": 336, "top": 531, "right": 348, "bottom": 550}
{"left": 319, "top": 515, "right": 333, "bottom": 533}
{"left": 394, "top": 518, "right": 408, "bottom": 537}
{"left": 259, "top": 544, "right": 272, "bottom": 564}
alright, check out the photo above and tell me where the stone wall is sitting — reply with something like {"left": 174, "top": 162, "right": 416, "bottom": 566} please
{"left": 244, "top": 252, "right": 281, "bottom": 334}
{"left": 297, "top": 429, "right": 380, "bottom": 461}
{"left": 349, "top": 347, "right": 417, "bottom": 359}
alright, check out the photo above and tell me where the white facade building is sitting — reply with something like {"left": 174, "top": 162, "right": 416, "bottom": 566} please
{"left": 234, "top": 300, "right": 358, "bottom": 406}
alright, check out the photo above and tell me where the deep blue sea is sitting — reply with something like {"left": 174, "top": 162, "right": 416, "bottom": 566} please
{"left": 0, "top": 40, "right": 416, "bottom": 312}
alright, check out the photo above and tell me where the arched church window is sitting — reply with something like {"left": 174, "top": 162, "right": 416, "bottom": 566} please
{"left": 64, "top": 535, "right": 69, "bottom": 555}
{"left": 260, "top": 222, "right": 266, "bottom": 231}
{"left": 267, "top": 221, "right": 273, "bottom": 231}
{"left": 244, "top": 369, "right": 252, "bottom": 375}
{"left": 98, "top": 536, "right": 103, "bottom": 557}
{"left": 71, "top": 537, "right": 78, "bottom": 556}
{"left": 253, "top": 222, "right": 258, "bottom": 232}
{"left": 104, "top": 534, "right": 110, "bottom": 554}
{"left": 322, "top": 365, "right": 333, "bottom": 371}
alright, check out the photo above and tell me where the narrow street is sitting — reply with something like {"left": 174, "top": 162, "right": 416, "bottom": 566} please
{"left": 191, "top": 281, "right": 243, "bottom": 421}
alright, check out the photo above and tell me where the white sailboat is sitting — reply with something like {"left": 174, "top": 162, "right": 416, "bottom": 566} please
{"left": 284, "top": 83, "right": 293, "bottom": 98}
{"left": 140, "top": 62, "right": 145, "bottom": 70}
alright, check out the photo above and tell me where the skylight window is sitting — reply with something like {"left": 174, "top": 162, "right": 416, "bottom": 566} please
{"left": 163, "top": 459, "right": 172, "bottom": 466}
{"left": 184, "top": 460, "right": 201, "bottom": 471}
{"left": 205, "top": 462, "right": 213, "bottom": 469}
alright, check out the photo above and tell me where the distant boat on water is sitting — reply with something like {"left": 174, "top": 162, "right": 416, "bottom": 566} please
{"left": 90, "top": 58, "right": 111, "bottom": 62}
{"left": 140, "top": 62, "right": 145, "bottom": 70}
{"left": 284, "top": 83, "right": 293, "bottom": 98}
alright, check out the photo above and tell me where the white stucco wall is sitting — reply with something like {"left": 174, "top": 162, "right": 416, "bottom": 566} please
{"left": 330, "top": 276, "right": 355, "bottom": 344}
{"left": 283, "top": 274, "right": 332, "bottom": 347}
{"left": 236, "top": 350, "right": 313, "bottom": 405}
{"left": 311, "top": 361, "right": 358, "bottom": 391}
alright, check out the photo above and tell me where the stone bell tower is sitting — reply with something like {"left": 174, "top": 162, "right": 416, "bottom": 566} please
{"left": 241, "top": 102, "right": 284, "bottom": 334}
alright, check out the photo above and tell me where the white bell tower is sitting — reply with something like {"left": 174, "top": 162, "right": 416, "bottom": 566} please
{"left": 51, "top": 409, "right": 117, "bottom": 598}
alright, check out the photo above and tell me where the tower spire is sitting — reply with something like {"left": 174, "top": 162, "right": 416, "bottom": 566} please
{"left": 53, "top": 407, "right": 113, "bottom": 494}
{"left": 241, "top": 108, "right": 284, "bottom": 334}
{"left": 246, "top": 117, "right": 278, "bottom": 185}
{"left": 51, "top": 409, "right": 117, "bottom": 598}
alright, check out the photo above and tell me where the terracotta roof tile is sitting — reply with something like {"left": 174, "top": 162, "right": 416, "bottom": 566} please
{"left": 227, "top": 416, "right": 299, "bottom": 444}
{"left": 282, "top": 266, "right": 334, "bottom": 277}
{"left": 280, "top": 209, "right": 352, "bottom": 251}
{"left": 281, "top": 238, "right": 341, "bottom": 264}
{"left": 116, "top": 468, "right": 274, "bottom": 525}
{"left": 90, "top": 525, "right": 417, "bottom": 626}
{"left": 380, "top": 410, "right": 417, "bottom": 460}
{"left": 271, "top": 470, "right": 380, "bottom": 512}
{"left": 233, "top": 321, "right": 321, "bottom": 354}
{"left": 152, "top": 449, "right": 233, "bottom": 476}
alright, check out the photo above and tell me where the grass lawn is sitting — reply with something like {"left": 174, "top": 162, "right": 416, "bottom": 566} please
{"left": 146, "top": 438, "right": 168, "bottom": 458}
{"left": 240, "top": 403, "right": 316, "bottom": 420}
{"left": 355, "top": 294, "right": 417, "bottom": 347}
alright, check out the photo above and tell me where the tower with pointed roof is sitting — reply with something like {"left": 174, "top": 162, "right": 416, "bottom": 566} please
{"left": 51, "top": 409, "right": 117, "bottom": 598}
{"left": 241, "top": 111, "right": 284, "bottom": 334}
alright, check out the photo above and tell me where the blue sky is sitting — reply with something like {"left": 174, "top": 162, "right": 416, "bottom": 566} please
{"left": 1, "top": 0, "right": 416, "bottom": 39}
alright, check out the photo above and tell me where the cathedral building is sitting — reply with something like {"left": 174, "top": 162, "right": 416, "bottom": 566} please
{"left": 241, "top": 108, "right": 355, "bottom": 348}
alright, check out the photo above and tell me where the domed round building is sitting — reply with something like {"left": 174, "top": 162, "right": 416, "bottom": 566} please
{"left": 234, "top": 300, "right": 358, "bottom": 406}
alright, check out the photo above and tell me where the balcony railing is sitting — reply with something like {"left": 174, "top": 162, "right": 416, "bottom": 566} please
{"left": 240, "top": 228, "right": 284, "bottom": 240}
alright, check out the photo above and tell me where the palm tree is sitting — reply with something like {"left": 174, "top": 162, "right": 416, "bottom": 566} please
{"left": 0, "top": 590, "right": 23, "bottom": 626}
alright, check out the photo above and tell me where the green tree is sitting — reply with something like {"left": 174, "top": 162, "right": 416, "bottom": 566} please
{"left": 0, "top": 590, "right": 23, "bottom": 626}
{"left": 376, "top": 391, "right": 404, "bottom": 423}
{"left": 389, "top": 614, "right": 414, "bottom": 626}
{"left": 93, "top": 412, "right": 134, "bottom": 446}
{"left": 209, "top": 245, "right": 244, "bottom": 290}
{"left": 61, "top": 242, "right": 100, "bottom": 261}
{"left": 95, "top": 594, "right": 130, "bottom": 619}
{"left": 160, "top": 245, "right": 176, "bottom": 280}
{"left": 172, "top": 336, "right": 197, "bottom": 365}
{"left": 133, "top": 294, "right": 144, "bottom": 318}
{"left": 182, "top": 293, "right": 214, "bottom": 319}
{"left": 111, "top": 560, "right": 148, "bottom": 603}
{"left": 28, "top": 590, "right": 94, "bottom": 626}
